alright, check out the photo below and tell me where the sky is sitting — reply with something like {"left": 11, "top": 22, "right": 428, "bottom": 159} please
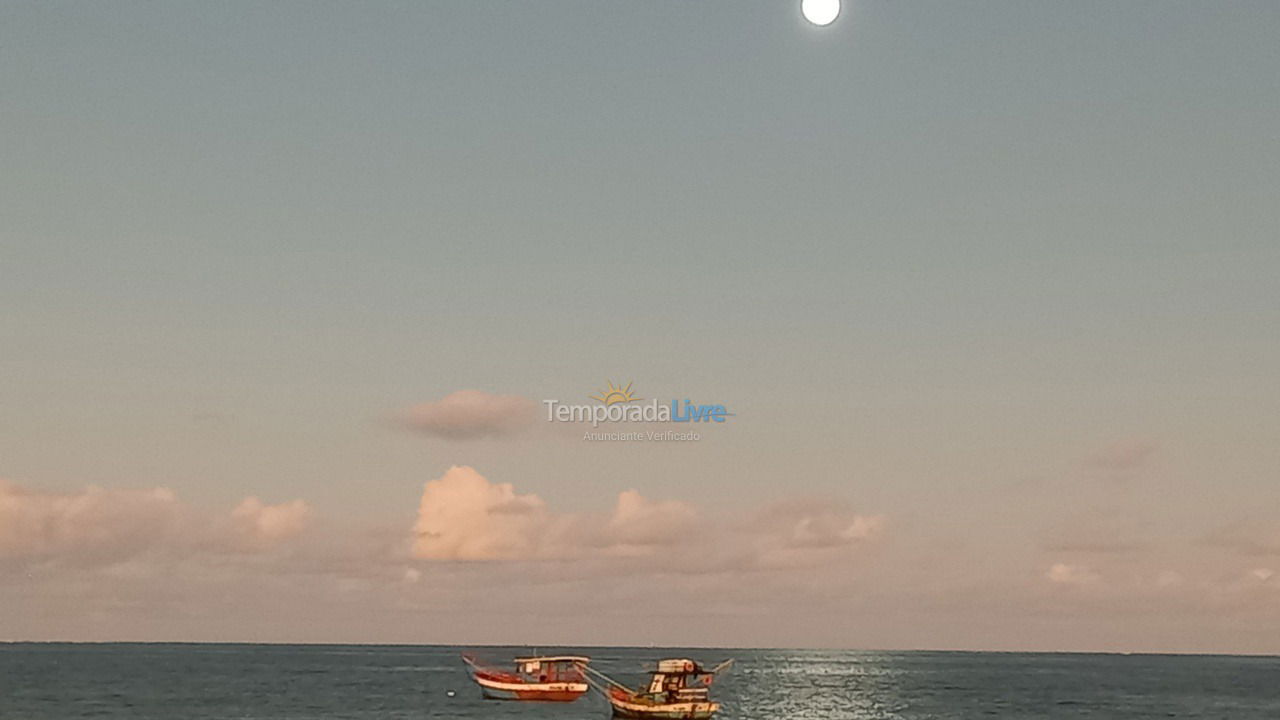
{"left": 2, "top": 0, "right": 1279, "bottom": 653}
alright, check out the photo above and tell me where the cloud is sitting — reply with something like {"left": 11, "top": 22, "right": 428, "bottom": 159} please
{"left": 744, "top": 500, "right": 884, "bottom": 550}
{"left": 604, "top": 490, "right": 698, "bottom": 550}
{"left": 0, "top": 480, "right": 184, "bottom": 565}
{"left": 1046, "top": 562, "right": 1100, "bottom": 586}
{"left": 722, "top": 501, "right": 885, "bottom": 572}
{"left": 412, "top": 465, "right": 559, "bottom": 560}
{"left": 3, "top": 471, "right": 889, "bottom": 645}
{"left": 1086, "top": 439, "right": 1157, "bottom": 471}
{"left": 398, "top": 390, "right": 536, "bottom": 440}
{"left": 231, "top": 497, "right": 312, "bottom": 548}
{"left": 0, "top": 479, "right": 311, "bottom": 568}
{"left": 796, "top": 513, "right": 882, "bottom": 547}
{"left": 409, "top": 466, "right": 882, "bottom": 574}
{"left": 410, "top": 467, "right": 704, "bottom": 562}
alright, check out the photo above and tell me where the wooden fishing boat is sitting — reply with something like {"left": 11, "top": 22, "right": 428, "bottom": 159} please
{"left": 461, "top": 653, "right": 590, "bottom": 702}
{"left": 601, "top": 658, "right": 732, "bottom": 719}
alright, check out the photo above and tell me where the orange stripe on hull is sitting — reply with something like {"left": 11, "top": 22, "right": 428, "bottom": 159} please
{"left": 512, "top": 688, "right": 587, "bottom": 702}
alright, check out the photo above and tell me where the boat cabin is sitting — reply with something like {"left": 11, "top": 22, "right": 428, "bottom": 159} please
{"left": 644, "top": 658, "right": 714, "bottom": 703}
{"left": 512, "top": 655, "right": 589, "bottom": 683}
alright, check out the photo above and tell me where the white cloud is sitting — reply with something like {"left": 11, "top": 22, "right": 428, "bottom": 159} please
{"left": 411, "top": 465, "right": 559, "bottom": 560}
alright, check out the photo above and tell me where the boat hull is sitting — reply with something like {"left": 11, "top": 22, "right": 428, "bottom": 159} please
{"left": 474, "top": 675, "right": 588, "bottom": 702}
{"left": 608, "top": 696, "right": 720, "bottom": 719}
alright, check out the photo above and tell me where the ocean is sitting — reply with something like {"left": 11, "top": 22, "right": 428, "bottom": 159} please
{"left": 2, "top": 644, "right": 1277, "bottom": 719}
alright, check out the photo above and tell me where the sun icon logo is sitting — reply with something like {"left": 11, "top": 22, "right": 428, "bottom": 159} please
{"left": 591, "top": 381, "right": 641, "bottom": 406}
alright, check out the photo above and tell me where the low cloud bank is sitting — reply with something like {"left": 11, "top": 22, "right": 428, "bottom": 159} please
{"left": 410, "top": 465, "right": 884, "bottom": 572}
{"left": 0, "top": 479, "right": 310, "bottom": 568}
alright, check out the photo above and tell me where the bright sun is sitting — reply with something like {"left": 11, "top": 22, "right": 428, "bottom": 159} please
{"left": 801, "top": 0, "right": 840, "bottom": 27}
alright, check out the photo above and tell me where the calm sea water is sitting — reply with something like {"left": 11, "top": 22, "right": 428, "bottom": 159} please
{"left": 1, "top": 644, "right": 1277, "bottom": 719}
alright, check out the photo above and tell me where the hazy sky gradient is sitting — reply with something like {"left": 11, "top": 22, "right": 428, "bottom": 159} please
{"left": 2, "top": 1, "right": 1279, "bottom": 652}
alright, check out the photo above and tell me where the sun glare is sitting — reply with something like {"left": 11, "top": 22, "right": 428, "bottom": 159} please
{"left": 801, "top": 0, "right": 840, "bottom": 27}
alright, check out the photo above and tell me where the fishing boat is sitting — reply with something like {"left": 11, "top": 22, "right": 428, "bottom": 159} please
{"left": 598, "top": 658, "right": 733, "bottom": 719}
{"left": 461, "top": 653, "right": 590, "bottom": 702}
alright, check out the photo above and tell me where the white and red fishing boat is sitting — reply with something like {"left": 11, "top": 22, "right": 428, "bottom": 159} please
{"left": 461, "top": 653, "right": 590, "bottom": 702}
{"left": 599, "top": 658, "right": 732, "bottom": 719}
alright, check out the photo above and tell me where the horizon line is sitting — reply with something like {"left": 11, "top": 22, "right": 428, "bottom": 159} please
{"left": 2, "top": 640, "right": 1277, "bottom": 659}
